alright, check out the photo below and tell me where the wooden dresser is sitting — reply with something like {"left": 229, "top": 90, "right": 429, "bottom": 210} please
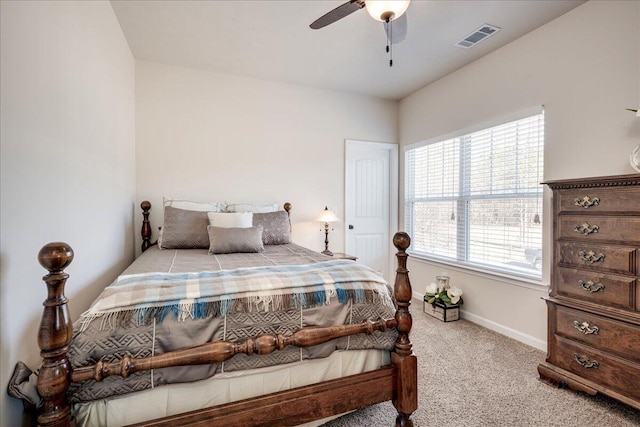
{"left": 538, "top": 174, "right": 640, "bottom": 410}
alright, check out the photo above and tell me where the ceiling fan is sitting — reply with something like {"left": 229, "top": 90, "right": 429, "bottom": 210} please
{"left": 310, "top": 0, "right": 411, "bottom": 66}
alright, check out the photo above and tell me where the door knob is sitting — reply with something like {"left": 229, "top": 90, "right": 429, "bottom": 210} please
{"left": 348, "top": 224, "right": 354, "bottom": 230}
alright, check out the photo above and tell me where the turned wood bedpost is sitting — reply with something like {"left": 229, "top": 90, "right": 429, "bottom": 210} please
{"left": 141, "top": 200, "right": 152, "bottom": 252}
{"left": 36, "top": 243, "right": 74, "bottom": 427}
{"left": 391, "top": 232, "right": 418, "bottom": 427}
{"left": 283, "top": 202, "right": 292, "bottom": 232}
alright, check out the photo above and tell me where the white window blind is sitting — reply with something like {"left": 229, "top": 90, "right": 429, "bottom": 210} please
{"left": 405, "top": 112, "right": 544, "bottom": 279}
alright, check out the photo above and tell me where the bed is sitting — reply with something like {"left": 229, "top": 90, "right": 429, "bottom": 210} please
{"left": 18, "top": 200, "right": 417, "bottom": 427}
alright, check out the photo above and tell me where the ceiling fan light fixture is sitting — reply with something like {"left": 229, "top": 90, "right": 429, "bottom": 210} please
{"left": 365, "top": 0, "right": 410, "bottom": 22}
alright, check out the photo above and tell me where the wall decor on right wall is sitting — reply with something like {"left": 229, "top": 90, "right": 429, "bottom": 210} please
{"left": 628, "top": 108, "right": 640, "bottom": 172}
{"left": 630, "top": 145, "right": 640, "bottom": 173}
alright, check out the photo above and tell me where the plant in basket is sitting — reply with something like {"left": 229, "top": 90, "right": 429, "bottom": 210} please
{"left": 424, "top": 282, "right": 464, "bottom": 307}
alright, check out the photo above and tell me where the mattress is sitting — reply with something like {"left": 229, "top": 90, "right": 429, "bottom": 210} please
{"left": 67, "top": 244, "right": 397, "bottom": 403}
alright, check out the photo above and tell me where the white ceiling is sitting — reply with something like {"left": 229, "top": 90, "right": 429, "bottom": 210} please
{"left": 111, "top": 0, "right": 585, "bottom": 100}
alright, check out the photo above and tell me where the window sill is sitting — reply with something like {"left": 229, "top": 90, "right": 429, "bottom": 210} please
{"left": 407, "top": 251, "right": 550, "bottom": 292}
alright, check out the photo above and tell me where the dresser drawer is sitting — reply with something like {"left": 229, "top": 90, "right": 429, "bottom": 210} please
{"left": 555, "top": 306, "right": 640, "bottom": 363}
{"left": 553, "top": 336, "right": 640, "bottom": 401}
{"left": 555, "top": 268, "right": 635, "bottom": 310}
{"left": 558, "top": 216, "right": 640, "bottom": 246}
{"left": 557, "top": 186, "right": 640, "bottom": 214}
{"left": 557, "top": 242, "right": 638, "bottom": 275}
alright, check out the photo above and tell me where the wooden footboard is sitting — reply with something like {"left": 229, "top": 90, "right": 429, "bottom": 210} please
{"left": 34, "top": 202, "right": 417, "bottom": 427}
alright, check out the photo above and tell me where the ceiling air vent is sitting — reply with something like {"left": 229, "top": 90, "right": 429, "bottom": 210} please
{"left": 455, "top": 24, "right": 501, "bottom": 49}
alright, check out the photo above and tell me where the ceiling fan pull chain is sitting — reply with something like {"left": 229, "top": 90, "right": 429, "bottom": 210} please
{"left": 385, "top": 19, "right": 390, "bottom": 53}
{"left": 389, "top": 19, "right": 393, "bottom": 67}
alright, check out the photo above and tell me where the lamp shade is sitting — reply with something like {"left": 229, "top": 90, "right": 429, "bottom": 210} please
{"left": 365, "top": 0, "right": 410, "bottom": 22}
{"left": 315, "top": 207, "right": 339, "bottom": 223}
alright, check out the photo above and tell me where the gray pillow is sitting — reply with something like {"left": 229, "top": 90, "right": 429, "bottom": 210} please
{"left": 208, "top": 225, "right": 265, "bottom": 254}
{"left": 161, "top": 206, "right": 210, "bottom": 249}
{"left": 252, "top": 211, "right": 291, "bottom": 245}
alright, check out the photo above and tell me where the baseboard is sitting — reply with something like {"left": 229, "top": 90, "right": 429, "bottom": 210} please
{"left": 413, "top": 292, "right": 547, "bottom": 352}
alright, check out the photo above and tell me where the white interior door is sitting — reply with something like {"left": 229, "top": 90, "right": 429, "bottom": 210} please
{"left": 345, "top": 140, "right": 398, "bottom": 281}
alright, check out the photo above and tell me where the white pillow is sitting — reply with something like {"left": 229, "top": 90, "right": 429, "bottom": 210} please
{"left": 207, "top": 212, "right": 253, "bottom": 228}
{"left": 163, "top": 196, "right": 226, "bottom": 212}
{"left": 225, "top": 202, "right": 279, "bottom": 213}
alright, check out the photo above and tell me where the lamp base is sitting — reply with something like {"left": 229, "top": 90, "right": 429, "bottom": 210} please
{"left": 321, "top": 249, "right": 334, "bottom": 256}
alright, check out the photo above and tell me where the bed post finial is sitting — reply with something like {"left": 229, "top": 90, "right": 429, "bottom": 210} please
{"left": 141, "top": 201, "right": 152, "bottom": 252}
{"left": 391, "top": 232, "right": 417, "bottom": 427}
{"left": 36, "top": 242, "right": 74, "bottom": 427}
{"left": 283, "top": 202, "right": 292, "bottom": 231}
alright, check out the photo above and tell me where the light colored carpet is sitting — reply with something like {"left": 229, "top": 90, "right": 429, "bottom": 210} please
{"left": 322, "top": 298, "right": 640, "bottom": 427}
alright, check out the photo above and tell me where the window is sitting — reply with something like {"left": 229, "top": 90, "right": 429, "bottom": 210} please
{"left": 404, "top": 111, "right": 544, "bottom": 279}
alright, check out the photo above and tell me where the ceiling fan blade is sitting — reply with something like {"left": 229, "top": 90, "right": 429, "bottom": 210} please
{"left": 310, "top": 0, "right": 365, "bottom": 30}
{"left": 383, "top": 13, "right": 407, "bottom": 44}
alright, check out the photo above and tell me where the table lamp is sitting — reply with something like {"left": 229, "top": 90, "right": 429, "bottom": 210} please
{"left": 316, "top": 206, "right": 339, "bottom": 256}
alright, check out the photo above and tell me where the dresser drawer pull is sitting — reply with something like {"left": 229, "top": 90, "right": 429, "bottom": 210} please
{"left": 577, "top": 250, "right": 606, "bottom": 264}
{"left": 574, "top": 223, "right": 600, "bottom": 236}
{"left": 574, "top": 196, "right": 600, "bottom": 209}
{"left": 574, "top": 354, "right": 599, "bottom": 369}
{"left": 573, "top": 320, "right": 600, "bottom": 335}
{"left": 578, "top": 280, "right": 605, "bottom": 293}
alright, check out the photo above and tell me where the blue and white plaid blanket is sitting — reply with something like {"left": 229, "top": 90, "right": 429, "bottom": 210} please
{"left": 79, "top": 259, "right": 394, "bottom": 330}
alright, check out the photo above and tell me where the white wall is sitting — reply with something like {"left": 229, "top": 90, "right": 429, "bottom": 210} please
{"left": 0, "top": 2, "right": 136, "bottom": 425}
{"left": 399, "top": 1, "right": 640, "bottom": 349}
{"left": 135, "top": 60, "right": 398, "bottom": 253}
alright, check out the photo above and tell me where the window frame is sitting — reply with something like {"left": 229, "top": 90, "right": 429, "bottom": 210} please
{"left": 403, "top": 108, "right": 545, "bottom": 283}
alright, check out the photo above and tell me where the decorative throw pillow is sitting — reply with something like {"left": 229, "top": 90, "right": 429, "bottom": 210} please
{"left": 207, "top": 212, "right": 253, "bottom": 228}
{"left": 225, "top": 203, "right": 279, "bottom": 213}
{"left": 161, "top": 206, "right": 210, "bottom": 249}
{"left": 207, "top": 225, "right": 265, "bottom": 254}
{"left": 159, "top": 197, "right": 226, "bottom": 247}
{"left": 252, "top": 211, "right": 291, "bottom": 245}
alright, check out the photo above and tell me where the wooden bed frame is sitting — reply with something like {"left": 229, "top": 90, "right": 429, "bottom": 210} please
{"left": 34, "top": 201, "right": 417, "bottom": 427}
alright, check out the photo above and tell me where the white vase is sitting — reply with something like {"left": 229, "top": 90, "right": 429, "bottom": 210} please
{"left": 436, "top": 275, "right": 450, "bottom": 291}
{"left": 631, "top": 145, "right": 640, "bottom": 173}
